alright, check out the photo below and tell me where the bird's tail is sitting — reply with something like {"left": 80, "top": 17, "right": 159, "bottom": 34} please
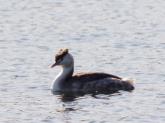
{"left": 122, "top": 78, "right": 135, "bottom": 90}
{"left": 122, "top": 77, "right": 134, "bottom": 84}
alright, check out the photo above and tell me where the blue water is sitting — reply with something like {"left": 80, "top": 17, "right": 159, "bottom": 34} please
{"left": 0, "top": 0, "right": 165, "bottom": 122}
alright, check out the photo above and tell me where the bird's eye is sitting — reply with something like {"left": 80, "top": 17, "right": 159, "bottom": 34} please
{"left": 58, "top": 58, "right": 63, "bottom": 62}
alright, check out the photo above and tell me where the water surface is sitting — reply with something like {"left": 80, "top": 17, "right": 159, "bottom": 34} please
{"left": 0, "top": 0, "right": 165, "bottom": 123}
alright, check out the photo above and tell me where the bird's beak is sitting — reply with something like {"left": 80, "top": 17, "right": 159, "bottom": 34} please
{"left": 50, "top": 62, "right": 57, "bottom": 68}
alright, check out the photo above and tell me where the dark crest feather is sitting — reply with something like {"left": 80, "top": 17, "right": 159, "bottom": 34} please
{"left": 55, "top": 48, "right": 68, "bottom": 62}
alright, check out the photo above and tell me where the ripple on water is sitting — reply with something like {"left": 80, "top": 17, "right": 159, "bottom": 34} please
{"left": 1, "top": 0, "right": 165, "bottom": 123}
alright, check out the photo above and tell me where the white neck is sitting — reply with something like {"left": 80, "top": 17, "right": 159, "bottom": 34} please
{"left": 51, "top": 65, "right": 74, "bottom": 92}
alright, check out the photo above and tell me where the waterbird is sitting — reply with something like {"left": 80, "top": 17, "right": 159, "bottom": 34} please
{"left": 50, "top": 48, "right": 134, "bottom": 94}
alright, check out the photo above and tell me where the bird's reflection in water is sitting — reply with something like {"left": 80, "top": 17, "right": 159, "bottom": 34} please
{"left": 53, "top": 91, "right": 122, "bottom": 123}
{"left": 52, "top": 90, "right": 122, "bottom": 102}
{"left": 53, "top": 91, "right": 83, "bottom": 123}
{"left": 52, "top": 91, "right": 85, "bottom": 102}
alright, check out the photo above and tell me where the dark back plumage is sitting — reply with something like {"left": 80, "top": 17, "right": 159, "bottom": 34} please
{"left": 70, "top": 72, "right": 121, "bottom": 82}
{"left": 63, "top": 72, "right": 134, "bottom": 93}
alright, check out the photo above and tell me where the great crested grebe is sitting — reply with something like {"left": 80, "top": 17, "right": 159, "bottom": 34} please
{"left": 50, "top": 48, "right": 134, "bottom": 94}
